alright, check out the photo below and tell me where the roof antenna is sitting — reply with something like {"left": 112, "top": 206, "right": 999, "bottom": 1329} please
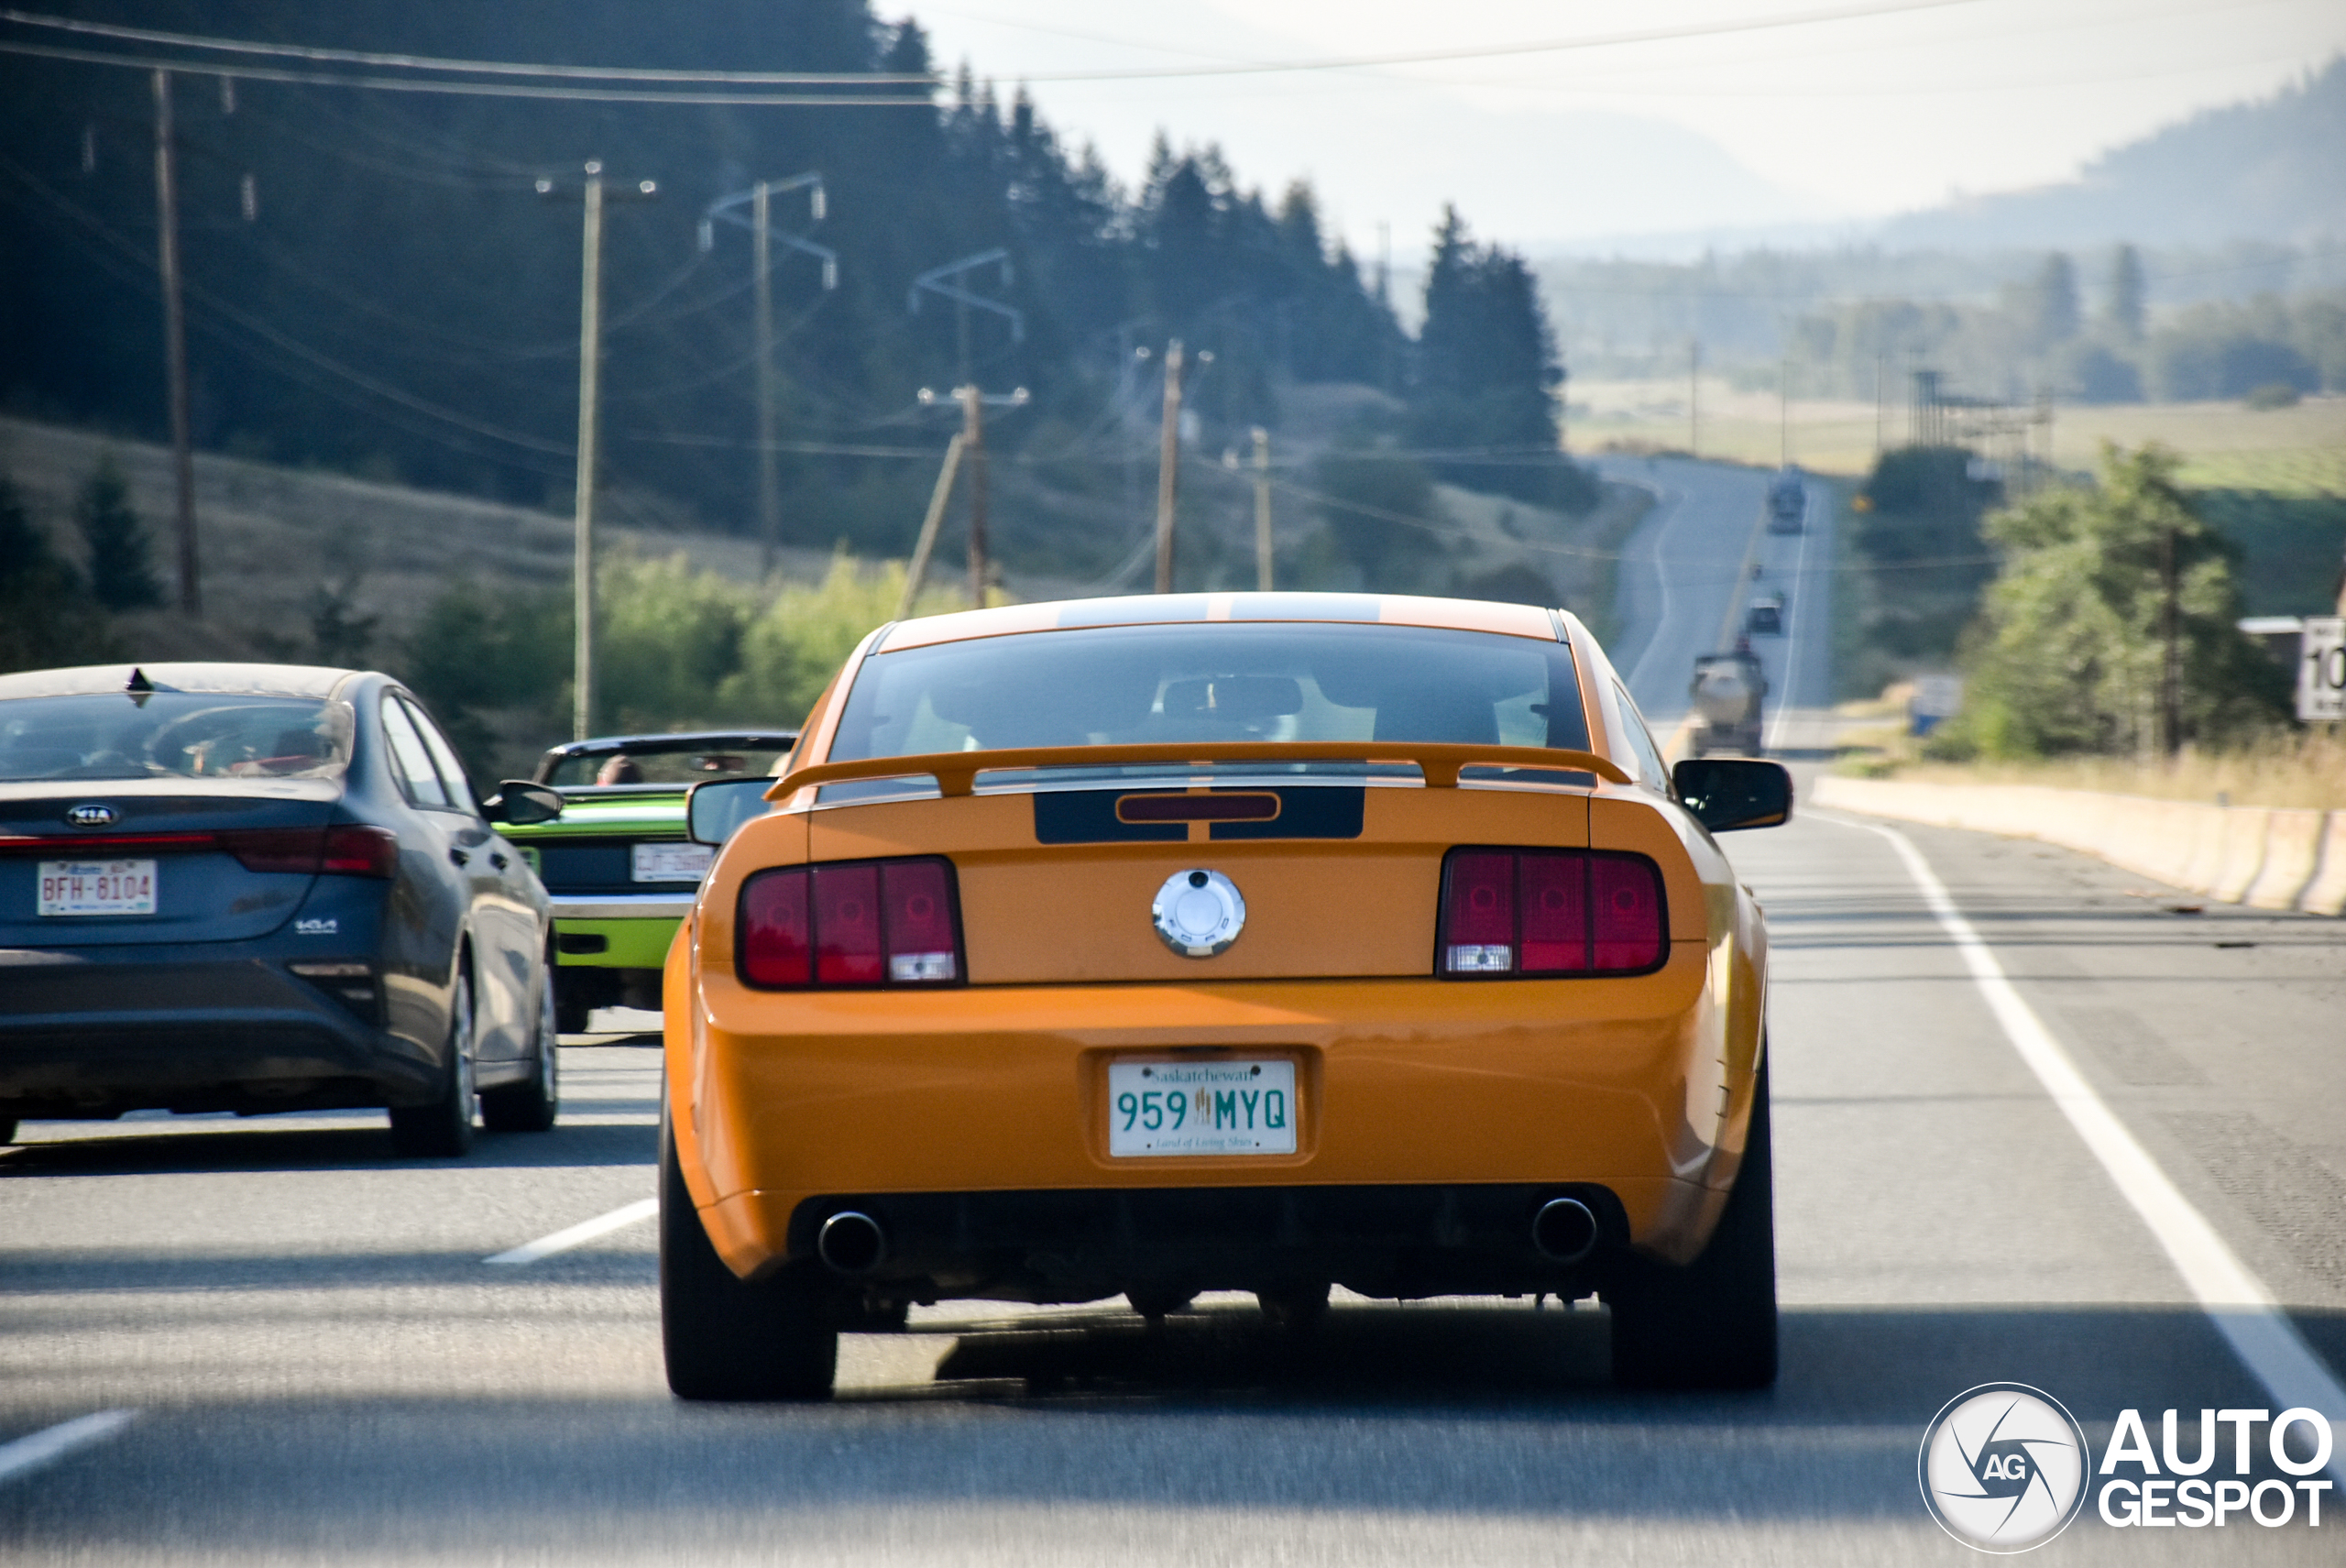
{"left": 126, "top": 666, "right": 156, "bottom": 707}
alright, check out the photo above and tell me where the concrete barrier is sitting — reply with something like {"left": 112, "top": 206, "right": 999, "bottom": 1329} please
{"left": 2246, "top": 810, "right": 2327, "bottom": 910}
{"left": 2301, "top": 815, "right": 2346, "bottom": 916}
{"left": 1811, "top": 775, "right": 2339, "bottom": 916}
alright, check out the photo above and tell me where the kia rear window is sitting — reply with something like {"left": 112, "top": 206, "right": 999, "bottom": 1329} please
{"left": 829, "top": 623, "right": 1589, "bottom": 763}
{"left": 0, "top": 693, "right": 353, "bottom": 782}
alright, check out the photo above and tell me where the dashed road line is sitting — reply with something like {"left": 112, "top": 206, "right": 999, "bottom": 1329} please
{"left": 0, "top": 1410, "right": 136, "bottom": 1486}
{"left": 1838, "top": 813, "right": 2346, "bottom": 1482}
{"left": 484, "top": 1198, "right": 658, "bottom": 1266}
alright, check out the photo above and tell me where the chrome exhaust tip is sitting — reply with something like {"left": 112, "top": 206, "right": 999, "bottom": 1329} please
{"left": 817, "top": 1210, "right": 886, "bottom": 1275}
{"left": 1531, "top": 1196, "right": 1598, "bottom": 1264}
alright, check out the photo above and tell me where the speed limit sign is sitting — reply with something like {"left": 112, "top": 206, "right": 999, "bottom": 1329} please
{"left": 2301, "top": 617, "right": 2346, "bottom": 722}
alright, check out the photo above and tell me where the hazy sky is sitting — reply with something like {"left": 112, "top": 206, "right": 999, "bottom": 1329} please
{"left": 910, "top": 0, "right": 2346, "bottom": 254}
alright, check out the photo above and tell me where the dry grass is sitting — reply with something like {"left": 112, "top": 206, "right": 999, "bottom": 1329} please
{"left": 1890, "top": 730, "right": 2346, "bottom": 811}
{"left": 1569, "top": 382, "right": 2346, "bottom": 493}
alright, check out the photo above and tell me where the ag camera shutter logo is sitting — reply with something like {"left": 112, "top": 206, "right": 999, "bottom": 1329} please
{"left": 1919, "top": 1383, "right": 2089, "bottom": 1552}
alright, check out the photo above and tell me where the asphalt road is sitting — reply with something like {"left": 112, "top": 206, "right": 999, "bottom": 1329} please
{"left": 1596, "top": 455, "right": 1837, "bottom": 750}
{"left": 6, "top": 466, "right": 2344, "bottom": 1562}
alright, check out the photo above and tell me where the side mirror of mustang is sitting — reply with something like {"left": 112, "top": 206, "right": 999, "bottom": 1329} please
{"left": 687, "top": 776, "right": 773, "bottom": 847}
{"left": 1672, "top": 758, "right": 1793, "bottom": 832}
{"left": 484, "top": 781, "right": 564, "bottom": 826}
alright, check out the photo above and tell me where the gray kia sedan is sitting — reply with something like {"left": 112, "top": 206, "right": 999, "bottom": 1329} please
{"left": 0, "top": 663, "right": 566, "bottom": 1157}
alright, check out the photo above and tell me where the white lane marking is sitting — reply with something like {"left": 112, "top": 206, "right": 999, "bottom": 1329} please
{"left": 483, "top": 1198, "right": 658, "bottom": 1266}
{"left": 0, "top": 1409, "right": 135, "bottom": 1486}
{"left": 1836, "top": 813, "right": 2346, "bottom": 1482}
{"left": 1763, "top": 486, "right": 1816, "bottom": 752}
{"left": 1621, "top": 480, "right": 1688, "bottom": 695}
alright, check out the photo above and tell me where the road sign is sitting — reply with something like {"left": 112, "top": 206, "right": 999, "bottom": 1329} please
{"left": 2299, "top": 617, "right": 2346, "bottom": 722}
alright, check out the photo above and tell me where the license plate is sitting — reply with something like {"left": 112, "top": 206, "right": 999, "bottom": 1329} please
{"left": 38, "top": 860, "right": 158, "bottom": 916}
{"left": 1108, "top": 1058, "right": 1298, "bottom": 1157}
{"left": 630, "top": 842, "right": 713, "bottom": 883}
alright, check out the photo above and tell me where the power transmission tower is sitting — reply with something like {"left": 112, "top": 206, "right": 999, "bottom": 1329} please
{"left": 151, "top": 70, "right": 198, "bottom": 615}
{"left": 700, "top": 175, "right": 834, "bottom": 577}
{"left": 540, "top": 161, "right": 657, "bottom": 740}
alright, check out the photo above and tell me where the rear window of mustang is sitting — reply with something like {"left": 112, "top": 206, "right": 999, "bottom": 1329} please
{"left": 0, "top": 693, "right": 354, "bottom": 782}
{"left": 829, "top": 623, "right": 1589, "bottom": 762}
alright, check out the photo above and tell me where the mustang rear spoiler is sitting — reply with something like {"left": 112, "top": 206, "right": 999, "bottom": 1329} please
{"left": 767, "top": 740, "right": 1633, "bottom": 801}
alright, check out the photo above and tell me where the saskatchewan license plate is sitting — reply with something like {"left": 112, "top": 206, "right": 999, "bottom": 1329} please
{"left": 38, "top": 860, "right": 158, "bottom": 916}
{"left": 1108, "top": 1058, "right": 1298, "bottom": 1157}
{"left": 631, "top": 842, "right": 714, "bottom": 883}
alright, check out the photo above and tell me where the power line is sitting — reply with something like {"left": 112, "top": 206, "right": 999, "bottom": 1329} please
{"left": 0, "top": 38, "right": 936, "bottom": 104}
{"left": 0, "top": 9, "right": 937, "bottom": 83}
{"left": 1, "top": 0, "right": 2016, "bottom": 92}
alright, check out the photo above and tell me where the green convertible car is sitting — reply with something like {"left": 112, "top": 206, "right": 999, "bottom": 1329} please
{"left": 501, "top": 729, "right": 795, "bottom": 1031}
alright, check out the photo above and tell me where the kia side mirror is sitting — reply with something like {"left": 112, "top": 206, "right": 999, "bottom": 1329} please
{"left": 1672, "top": 758, "right": 1793, "bottom": 832}
{"left": 484, "top": 781, "right": 564, "bottom": 826}
{"left": 687, "top": 776, "right": 773, "bottom": 847}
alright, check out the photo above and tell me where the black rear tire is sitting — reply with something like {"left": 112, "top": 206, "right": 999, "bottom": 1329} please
{"left": 389, "top": 969, "right": 477, "bottom": 1158}
{"left": 481, "top": 967, "right": 561, "bottom": 1133}
{"left": 0, "top": 1118, "right": 16, "bottom": 1146}
{"left": 553, "top": 968, "right": 597, "bottom": 1035}
{"left": 660, "top": 1106, "right": 837, "bottom": 1400}
{"left": 1609, "top": 1047, "right": 1777, "bottom": 1390}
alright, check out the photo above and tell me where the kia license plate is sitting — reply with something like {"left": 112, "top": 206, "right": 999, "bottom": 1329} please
{"left": 38, "top": 860, "right": 158, "bottom": 916}
{"left": 1108, "top": 1058, "right": 1297, "bottom": 1157}
{"left": 631, "top": 842, "right": 713, "bottom": 883}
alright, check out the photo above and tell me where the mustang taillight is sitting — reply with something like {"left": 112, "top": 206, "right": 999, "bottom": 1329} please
{"left": 739, "top": 857, "right": 962, "bottom": 989}
{"left": 1437, "top": 849, "right": 1666, "bottom": 977}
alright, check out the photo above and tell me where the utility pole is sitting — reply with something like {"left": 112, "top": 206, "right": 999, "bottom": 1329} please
{"left": 700, "top": 173, "right": 832, "bottom": 580}
{"left": 896, "top": 432, "right": 964, "bottom": 619}
{"left": 1154, "top": 340, "right": 1185, "bottom": 596}
{"left": 572, "top": 165, "right": 605, "bottom": 742}
{"left": 960, "top": 384, "right": 989, "bottom": 608}
{"left": 1687, "top": 337, "right": 1700, "bottom": 460}
{"left": 2159, "top": 521, "right": 2181, "bottom": 757}
{"left": 1252, "top": 426, "right": 1273, "bottom": 591}
{"left": 1874, "top": 347, "right": 1888, "bottom": 458}
{"left": 543, "top": 160, "right": 657, "bottom": 740}
{"left": 751, "top": 181, "right": 780, "bottom": 578}
{"left": 151, "top": 70, "right": 198, "bottom": 615}
{"left": 1778, "top": 347, "right": 1792, "bottom": 469}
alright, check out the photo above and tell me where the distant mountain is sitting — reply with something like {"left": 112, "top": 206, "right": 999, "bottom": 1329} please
{"left": 1880, "top": 58, "right": 2346, "bottom": 250}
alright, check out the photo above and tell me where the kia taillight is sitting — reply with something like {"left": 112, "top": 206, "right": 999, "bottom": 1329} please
{"left": 1437, "top": 849, "right": 1665, "bottom": 977}
{"left": 216, "top": 825, "right": 400, "bottom": 879}
{"left": 738, "top": 857, "right": 962, "bottom": 989}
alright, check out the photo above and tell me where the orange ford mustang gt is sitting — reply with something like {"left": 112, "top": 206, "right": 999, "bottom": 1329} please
{"left": 659, "top": 592, "right": 1792, "bottom": 1398}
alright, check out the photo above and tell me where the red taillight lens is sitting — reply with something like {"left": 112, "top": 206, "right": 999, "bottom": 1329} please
{"left": 1438, "top": 849, "right": 1664, "bottom": 978}
{"left": 221, "top": 828, "right": 323, "bottom": 874}
{"left": 739, "top": 857, "right": 961, "bottom": 990}
{"left": 813, "top": 863, "right": 883, "bottom": 985}
{"left": 322, "top": 825, "right": 401, "bottom": 879}
{"left": 1518, "top": 852, "right": 1590, "bottom": 973}
{"left": 1441, "top": 850, "right": 1515, "bottom": 973}
{"left": 882, "top": 859, "right": 959, "bottom": 982}
{"left": 740, "top": 868, "right": 813, "bottom": 986}
{"left": 1591, "top": 857, "right": 1666, "bottom": 971}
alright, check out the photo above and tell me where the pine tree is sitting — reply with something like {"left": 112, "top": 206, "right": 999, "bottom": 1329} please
{"left": 0, "top": 468, "right": 106, "bottom": 673}
{"left": 2028, "top": 253, "right": 2080, "bottom": 352}
{"left": 75, "top": 454, "right": 162, "bottom": 610}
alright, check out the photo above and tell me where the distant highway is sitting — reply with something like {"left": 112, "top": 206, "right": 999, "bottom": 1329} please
{"left": 1595, "top": 455, "right": 1838, "bottom": 751}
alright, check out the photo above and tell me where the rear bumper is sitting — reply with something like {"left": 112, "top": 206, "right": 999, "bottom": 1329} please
{"left": 0, "top": 947, "right": 430, "bottom": 1117}
{"left": 782, "top": 1182, "right": 1632, "bottom": 1305}
{"left": 550, "top": 898, "right": 686, "bottom": 970}
{"left": 673, "top": 942, "right": 1760, "bottom": 1281}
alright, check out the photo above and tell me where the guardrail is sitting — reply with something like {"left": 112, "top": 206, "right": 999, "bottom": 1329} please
{"left": 1814, "top": 775, "right": 2346, "bottom": 916}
